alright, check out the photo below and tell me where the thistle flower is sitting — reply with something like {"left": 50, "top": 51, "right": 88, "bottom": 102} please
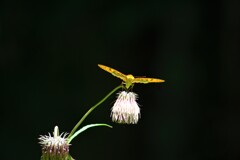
{"left": 111, "top": 91, "right": 140, "bottom": 124}
{"left": 39, "top": 126, "right": 72, "bottom": 160}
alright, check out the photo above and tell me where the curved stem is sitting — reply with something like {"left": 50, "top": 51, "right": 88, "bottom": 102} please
{"left": 67, "top": 85, "right": 122, "bottom": 139}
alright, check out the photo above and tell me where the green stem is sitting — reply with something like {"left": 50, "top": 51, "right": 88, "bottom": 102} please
{"left": 67, "top": 85, "right": 122, "bottom": 139}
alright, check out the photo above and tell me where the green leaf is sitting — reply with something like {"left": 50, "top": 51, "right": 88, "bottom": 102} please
{"left": 67, "top": 123, "right": 112, "bottom": 143}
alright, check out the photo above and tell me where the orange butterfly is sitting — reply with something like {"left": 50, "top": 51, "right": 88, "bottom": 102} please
{"left": 98, "top": 64, "right": 165, "bottom": 89}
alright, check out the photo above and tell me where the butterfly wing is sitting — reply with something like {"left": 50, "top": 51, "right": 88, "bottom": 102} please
{"left": 133, "top": 77, "right": 165, "bottom": 84}
{"left": 98, "top": 64, "right": 127, "bottom": 82}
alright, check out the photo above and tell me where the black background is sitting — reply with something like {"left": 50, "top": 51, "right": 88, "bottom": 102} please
{"left": 1, "top": 1, "right": 240, "bottom": 160}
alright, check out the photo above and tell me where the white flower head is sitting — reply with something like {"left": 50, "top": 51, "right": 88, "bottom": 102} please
{"left": 39, "top": 126, "right": 70, "bottom": 160}
{"left": 111, "top": 91, "right": 140, "bottom": 124}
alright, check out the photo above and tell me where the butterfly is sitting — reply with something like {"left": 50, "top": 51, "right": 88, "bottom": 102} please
{"left": 98, "top": 64, "right": 165, "bottom": 89}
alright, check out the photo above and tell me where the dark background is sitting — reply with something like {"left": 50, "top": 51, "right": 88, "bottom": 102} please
{"left": 1, "top": 1, "right": 240, "bottom": 160}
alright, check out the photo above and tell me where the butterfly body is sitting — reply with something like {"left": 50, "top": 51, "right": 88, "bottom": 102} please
{"left": 124, "top": 74, "right": 135, "bottom": 89}
{"left": 98, "top": 64, "right": 165, "bottom": 89}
